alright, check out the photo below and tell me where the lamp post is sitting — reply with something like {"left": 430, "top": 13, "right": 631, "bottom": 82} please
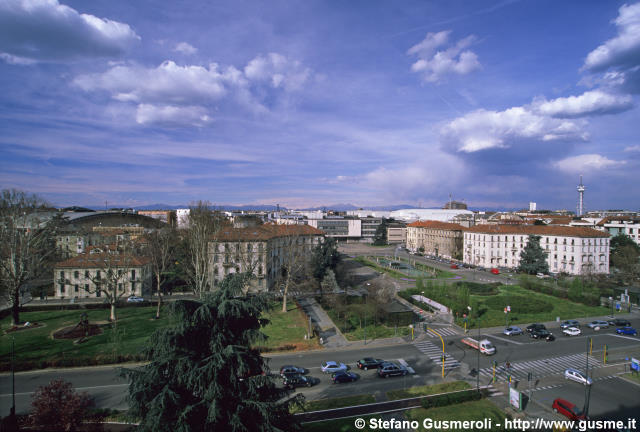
{"left": 468, "top": 305, "right": 479, "bottom": 391}
{"left": 583, "top": 338, "right": 592, "bottom": 418}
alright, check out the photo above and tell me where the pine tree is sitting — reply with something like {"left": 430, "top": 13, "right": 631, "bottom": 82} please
{"left": 122, "top": 272, "right": 302, "bottom": 432}
{"left": 518, "top": 235, "right": 549, "bottom": 275}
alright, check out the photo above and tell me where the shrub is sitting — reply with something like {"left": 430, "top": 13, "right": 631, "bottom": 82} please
{"left": 420, "top": 390, "right": 482, "bottom": 409}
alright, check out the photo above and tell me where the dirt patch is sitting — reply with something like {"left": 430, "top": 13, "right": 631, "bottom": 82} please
{"left": 53, "top": 324, "right": 103, "bottom": 339}
{"left": 4, "top": 322, "right": 43, "bottom": 334}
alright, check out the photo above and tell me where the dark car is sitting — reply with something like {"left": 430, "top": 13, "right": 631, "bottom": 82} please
{"left": 377, "top": 362, "right": 408, "bottom": 378}
{"left": 530, "top": 329, "right": 555, "bottom": 341}
{"left": 560, "top": 320, "right": 580, "bottom": 329}
{"left": 552, "top": 398, "right": 587, "bottom": 421}
{"left": 279, "top": 365, "right": 307, "bottom": 377}
{"left": 331, "top": 371, "right": 358, "bottom": 384}
{"left": 283, "top": 374, "right": 318, "bottom": 389}
{"left": 526, "top": 323, "right": 546, "bottom": 333}
{"left": 357, "top": 358, "right": 384, "bottom": 370}
{"left": 608, "top": 318, "right": 631, "bottom": 327}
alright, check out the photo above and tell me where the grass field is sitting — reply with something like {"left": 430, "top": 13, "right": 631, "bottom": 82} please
{"left": 1, "top": 301, "right": 316, "bottom": 371}
{"left": 386, "top": 381, "right": 470, "bottom": 401}
{"left": 292, "top": 394, "right": 375, "bottom": 413}
{"left": 404, "top": 399, "right": 510, "bottom": 431}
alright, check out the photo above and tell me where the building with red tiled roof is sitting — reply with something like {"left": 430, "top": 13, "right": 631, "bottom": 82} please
{"left": 209, "top": 223, "right": 325, "bottom": 292}
{"left": 406, "top": 220, "right": 467, "bottom": 260}
{"left": 53, "top": 246, "right": 152, "bottom": 299}
{"left": 463, "top": 225, "right": 610, "bottom": 275}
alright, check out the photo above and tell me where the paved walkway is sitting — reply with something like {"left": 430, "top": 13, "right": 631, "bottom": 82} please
{"left": 296, "top": 297, "right": 349, "bottom": 348}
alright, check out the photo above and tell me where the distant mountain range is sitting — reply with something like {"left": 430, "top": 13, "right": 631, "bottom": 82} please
{"left": 81, "top": 203, "right": 522, "bottom": 212}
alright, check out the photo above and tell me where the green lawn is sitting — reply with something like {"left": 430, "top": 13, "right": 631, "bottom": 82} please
{"left": 405, "top": 399, "right": 509, "bottom": 431}
{"left": 355, "top": 256, "right": 455, "bottom": 280}
{"left": 622, "top": 372, "right": 640, "bottom": 385}
{"left": 259, "top": 301, "right": 319, "bottom": 351}
{"left": 1, "top": 301, "right": 316, "bottom": 371}
{"left": 450, "top": 284, "right": 610, "bottom": 328}
{"left": 292, "top": 394, "right": 375, "bottom": 413}
{"left": 386, "top": 381, "right": 470, "bottom": 401}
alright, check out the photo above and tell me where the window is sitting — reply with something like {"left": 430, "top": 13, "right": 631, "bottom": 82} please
{"left": 74, "top": 284, "right": 79, "bottom": 293}
{"left": 214, "top": 254, "right": 219, "bottom": 263}
{"left": 60, "top": 271, "right": 65, "bottom": 279}
{"left": 131, "top": 281, "right": 136, "bottom": 292}
{"left": 247, "top": 243, "right": 252, "bottom": 252}
{"left": 96, "top": 289, "right": 101, "bottom": 297}
{"left": 84, "top": 284, "right": 89, "bottom": 292}
{"left": 59, "top": 284, "right": 65, "bottom": 293}
{"left": 85, "top": 270, "right": 89, "bottom": 278}
{"left": 74, "top": 271, "right": 79, "bottom": 279}
{"left": 118, "top": 283, "right": 123, "bottom": 291}
{"left": 96, "top": 270, "right": 101, "bottom": 280}
{"left": 131, "top": 269, "right": 136, "bottom": 280}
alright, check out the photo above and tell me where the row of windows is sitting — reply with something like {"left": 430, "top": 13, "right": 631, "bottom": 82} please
{"left": 58, "top": 281, "right": 137, "bottom": 294}
{"left": 60, "top": 269, "right": 137, "bottom": 280}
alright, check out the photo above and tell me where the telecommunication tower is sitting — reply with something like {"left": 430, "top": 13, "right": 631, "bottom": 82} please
{"left": 577, "top": 175, "right": 585, "bottom": 216}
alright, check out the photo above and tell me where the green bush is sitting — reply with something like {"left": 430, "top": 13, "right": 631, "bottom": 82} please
{"left": 420, "top": 390, "right": 482, "bottom": 409}
{"left": 453, "top": 282, "right": 499, "bottom": 296}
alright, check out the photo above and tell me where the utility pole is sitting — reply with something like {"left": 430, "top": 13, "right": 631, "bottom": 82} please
{"left": 583, "top": 338, "right": 591, "bottom": 418}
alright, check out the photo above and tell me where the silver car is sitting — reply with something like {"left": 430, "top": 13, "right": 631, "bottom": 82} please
{"left": 587, "top": 320, "right": 609, "bottom": 329}
{"left": 564, "top": 368, "right": 592, "bottom": 385}
{"left": 503, "top": 326, "right": 523, "bottom": 336}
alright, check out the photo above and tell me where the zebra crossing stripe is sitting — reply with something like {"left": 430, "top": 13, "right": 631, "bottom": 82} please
{"left": 480, "top": 353, "right": 604, "bottom": 380}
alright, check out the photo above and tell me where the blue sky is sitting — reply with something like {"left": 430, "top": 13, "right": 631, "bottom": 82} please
{"left": 1, "top": 0, "right": 639, "bottom": 210}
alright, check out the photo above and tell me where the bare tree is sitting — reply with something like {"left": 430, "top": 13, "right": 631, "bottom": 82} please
{"left": 183, "top": 201, "right": 221, "bottom": 298}
{"left": 144, "top": 227, "right": 177, "bottom": 319}
{"left": 275, "top": 232, "right": 317, "bottom": 312}
{"left": 0, "top": 189, "right": 60, "bottom": 326}
{"left": 82, "top": 241, "right": 141, "bottom": 322}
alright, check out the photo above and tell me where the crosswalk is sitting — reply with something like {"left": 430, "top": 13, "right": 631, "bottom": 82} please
{"left": 478, "top": 353, "right": 602, "bottom": 382}
{"left": 424, "top": 327, "right": 459, "bottom": 338}
{"left": 413, "top": 340, "right": 461, "bottom": 370}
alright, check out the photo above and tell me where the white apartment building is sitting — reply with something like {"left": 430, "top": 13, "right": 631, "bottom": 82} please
{"left": 597, "top": 216, "right": 640, "bottom": 245}
{"left": 463, "top": 225, "right": 610, "bottom": 275}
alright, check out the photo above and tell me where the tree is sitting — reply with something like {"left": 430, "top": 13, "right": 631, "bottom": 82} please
{"left": 610, "top": 234, "right": 640, "bottom": 283}
{"left": 321, "top": 269, "right": 339, "bottom": 295}
{"left": 122, "top": 272, "right": 301, "bottom": 432}
{"left": 144, "top": 227, "right": 178, "bottom": 319}
{"left": 82, "top": 241, "right": 139, "bottom": 322}
{"left": 278, "top": 233, "right": 314, "bottom": 312}
{"left": 0, "top": 189, "right": 61, "bottom": 326}
{"left": 372, "top": 219, "right": 389, "bottom": 246}
{"left": 183, "top": 201, "right": 222, "bottom": 298}
{"left": 30, "top": 379, "right": 100, "bottom": 432}
{"left": 518, "top": 235, "right": 549, "bottom": 275}
{"left": 311, "top": 237, "right": 340, "bottom": 281}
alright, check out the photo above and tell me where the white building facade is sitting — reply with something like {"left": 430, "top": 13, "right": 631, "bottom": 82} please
{"left": 463, "top": 225, "right": 610, "bottom": 275}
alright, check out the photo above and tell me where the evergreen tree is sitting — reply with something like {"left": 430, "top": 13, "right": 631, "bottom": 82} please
{"left": 311, "top": 237, "right": 340, "bottom": 281}
{"left": 372, "top": 219, "right": 389, "bottom": 246}
{"left": 122, "top": 272, "right": 301, "bottom": 432}
{"left": 517, "top": 235, "right": 549, "bottom": 275}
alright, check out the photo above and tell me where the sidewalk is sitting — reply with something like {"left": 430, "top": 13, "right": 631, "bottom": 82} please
{"left": 296, "top": 297, "right": 349, "bottom": 348}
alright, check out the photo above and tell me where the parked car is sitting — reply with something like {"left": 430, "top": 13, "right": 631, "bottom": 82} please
{"left": 587, "top": 320, "right": 609, "bottom": 329}
{"left": 450, "top": 264, "right": 459, "bottom": 269}
{"left": 530, "top": 329, "right": 555, "bottom": 341}
{"left": 608, "top": 318, "right": 631, "bottom": 327}
{"left": 283, "top": 374, "right": 318, "bottom": 389}
{"left": 279, "top": 365, "right": 307, "bottom": 377}
{"left": 126, "top": 296, "right": 144, "bottom": 303}
{"left": 552, "top": 398, "right": 587, "bottom": 421}
{"left": 321, "top": 361, "right": 347, "bottom": 374}
{"left": 563, "top": 327, "right": 581, "bottom": 337}
{"left": 560, "top": 320, "right": 581, "bottom": 329}
{"left": 357, "top": 358, "right": 384, "bottom": 370}
{"left": 616, "top": 326, "right": 638, "bottom": 336}
{"left": 503, "top": 326, "right": 524, "bottom": 336}
{"left": 331, "top": 371, "right": 358, "bottom": 384}
{"left": 526, "top": 323, "right": 546, "bottom": 333}
{"left": 377, "top": 362, "right": 408, "bottom": 378}
{"left": 536, "top": 273, "right": 549, "bottom": 279}
{"left": 490, "top": 268, "right": 500, "bottom": 274}
{"left": 564, "top": 368, "right": 592, "bottom": 385}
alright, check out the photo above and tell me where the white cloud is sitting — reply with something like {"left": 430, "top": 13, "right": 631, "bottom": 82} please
{"left": 74, "top": 61, "right": 231, "bottom": 104}
{"left": 0, "top": 0, "right": 139, "bottom": 63}
{"left": 135, "top": 104, "right": 211, "bottom": 126}
{"left": 583, "top": 3, "right": 640, "bottom": 72}
{"left": 244, "top": 53, "right": 311, "bottom": 91}
{"left": 533, "top": 90, "right": 633, "bottom": 118}
{"left": 408, "top": 31, "right": 480, "bottom": 82}
{"left": 174, "top": 42, "right": 198, "bottom": 55}
{"left": 624, "top": 145, "right": 640, "bottom": 152}
{"left": 441, "top": 106, "right": 587, "bottom": 152}
{"left": 553, "top": 154, "right": 626, "bottom": 173}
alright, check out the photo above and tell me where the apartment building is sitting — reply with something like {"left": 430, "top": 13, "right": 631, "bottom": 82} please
{"left": 597, "top": 216, "right": 640, "bottom": 245}
{"left": 463, "top": 225, "right": 610, "bottom": 275}
{"left": 53, "top": 245, "right": 152, "bottom": 299}
{"left": 307, "top": 218, "right": 361, "bottom": 240}
{"left": 209, "top": 224, "right": 324, "bottom": 292}
{"left": 406, "top": 221, "right": 466, "bottom": 259}
{"left": 386, "top": 223, "right": 406, "bottom": 244}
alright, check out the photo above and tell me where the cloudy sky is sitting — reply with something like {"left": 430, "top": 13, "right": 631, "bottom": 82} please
{"left": 1, "top": 0, "right": 639, "bottom": 210}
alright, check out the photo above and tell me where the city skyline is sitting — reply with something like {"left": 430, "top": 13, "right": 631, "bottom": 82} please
{"left": 1, "top": 0, "right": 639, "bottom": 210}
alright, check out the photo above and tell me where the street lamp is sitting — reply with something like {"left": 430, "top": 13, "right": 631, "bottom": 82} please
{"left": 468, "top": 305, "right": 479, "bottom": 392}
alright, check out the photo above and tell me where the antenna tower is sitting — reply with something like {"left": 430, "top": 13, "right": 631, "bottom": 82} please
{"left": 577, "top": 175, "right": 585, "bottom": 216}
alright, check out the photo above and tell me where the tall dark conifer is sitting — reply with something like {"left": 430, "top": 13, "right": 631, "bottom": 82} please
{"left": 518, "top": 235, "right": 549, "bottom": 275}
{"left": 122, "top": 272, "right": 302, "bottom": 432}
